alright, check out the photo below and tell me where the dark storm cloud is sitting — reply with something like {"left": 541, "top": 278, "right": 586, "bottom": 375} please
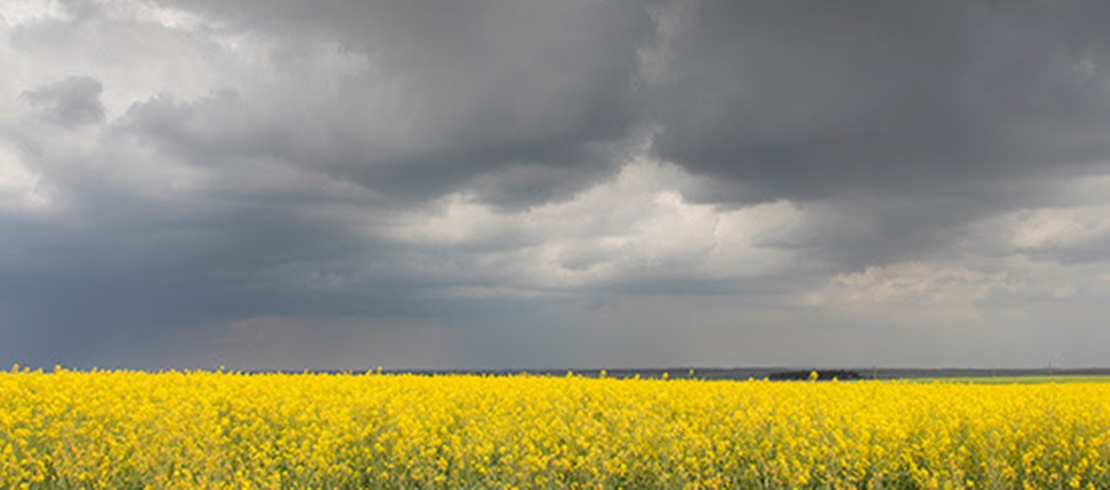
{"left": 651, "top": 0, "right": 1110, "bottom": 202}
{"left": 21, "top": 76, "right": 105, "bottom": 127}
{"left": 136, "top": 0, "right": 656, "bottom": 208}
{"left": 132, "top": 0, "right": 1110, "bottom": 265}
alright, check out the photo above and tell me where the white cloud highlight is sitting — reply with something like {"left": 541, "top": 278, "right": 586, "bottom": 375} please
{"left": 0, "top": 143, "right": 48, "bottom": 211}
{"left": 385, "top": 160, "right": 805, "bottom": 293}
{"left": 1008, "top": 206, "right": 1110, "bottom": 252}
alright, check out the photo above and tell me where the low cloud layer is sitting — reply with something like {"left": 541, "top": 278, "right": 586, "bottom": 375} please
{"left": 2, "top": 0, "right": 1109, "bottom": 370}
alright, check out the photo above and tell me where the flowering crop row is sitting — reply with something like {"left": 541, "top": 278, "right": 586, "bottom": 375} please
{"left": 2, "top": 368, "right": 1109, "bottom": 488}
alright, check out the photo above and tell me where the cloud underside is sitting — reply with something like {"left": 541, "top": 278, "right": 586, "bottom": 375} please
{"left": 1, "top": 0, "right": 1110, "bottom": 368}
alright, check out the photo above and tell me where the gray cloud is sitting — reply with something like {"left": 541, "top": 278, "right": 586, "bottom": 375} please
{"left": 21, "top": 76, "right": 105, "bottom": 127}
{"left": 132, "top": 0, "right": 656, "bottom": 208}
{"left": 650, "top": 0, "right": 1110, "bottom": 202}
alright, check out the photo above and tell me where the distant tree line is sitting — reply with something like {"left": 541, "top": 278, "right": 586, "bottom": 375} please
{"left": 768, "top": 370, "right": 863, "bottom": 381}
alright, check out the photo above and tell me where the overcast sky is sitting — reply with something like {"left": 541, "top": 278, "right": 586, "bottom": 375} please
{"left": 3, "top": 0, "right": 1110, "bottom": 371}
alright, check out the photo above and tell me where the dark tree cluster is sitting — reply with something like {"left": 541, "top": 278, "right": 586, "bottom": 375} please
{"left": 768, "top": 370, "right": 863, "bottom": 381}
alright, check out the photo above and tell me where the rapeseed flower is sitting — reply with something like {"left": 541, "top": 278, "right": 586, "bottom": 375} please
{"left": 0, "top": 370, "right": 1108, "bottom": 488}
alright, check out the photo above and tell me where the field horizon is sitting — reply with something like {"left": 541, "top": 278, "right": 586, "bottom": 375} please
{"left": 236, "top": 365, "right": 1110, "bottom": 381}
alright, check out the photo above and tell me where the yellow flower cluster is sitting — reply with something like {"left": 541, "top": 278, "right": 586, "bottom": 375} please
{"left": 2, "top": 367, "right": 1109, "bottom": 489}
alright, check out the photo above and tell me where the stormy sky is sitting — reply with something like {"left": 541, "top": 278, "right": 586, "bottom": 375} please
{"left": 3, "top": 0, "right": 1110, "bottom": 370}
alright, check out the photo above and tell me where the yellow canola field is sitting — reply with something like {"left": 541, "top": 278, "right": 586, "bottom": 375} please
{"left": 2, "top": 369, "right": 1110, "bottom": 489}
